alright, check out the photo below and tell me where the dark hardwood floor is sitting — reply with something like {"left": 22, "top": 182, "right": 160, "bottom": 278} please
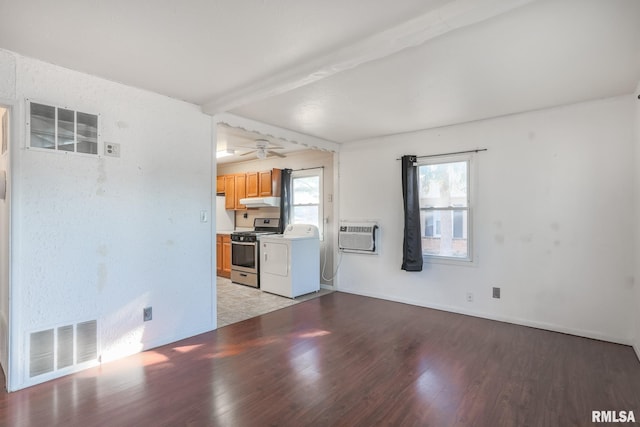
{"left": 1, "top": 292, "right": 639, "bottom": 426}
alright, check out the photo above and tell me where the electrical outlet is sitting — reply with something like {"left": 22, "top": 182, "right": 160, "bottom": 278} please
{"left": 143, "top": 307, "right": 152, "bottom": 322}
{"left": 466, "top": 292, "right": 474, "bottom": 302}
{"left": 493, "top": 287, "right": 501, "bottom": 299}
{"left": 104, "top": 142, "right": 121, "bottom": 158}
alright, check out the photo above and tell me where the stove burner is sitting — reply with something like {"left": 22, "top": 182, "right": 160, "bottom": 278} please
{"left": 231, "top": 218, "right": 281, "bottom": 242}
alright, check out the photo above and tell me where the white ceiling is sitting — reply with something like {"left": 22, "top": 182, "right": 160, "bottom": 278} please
{"left": 1, "top": 0, "right": 639, "bottom": 146}
{"left": 215, "top": 123, "right": 312, "bottom": 164}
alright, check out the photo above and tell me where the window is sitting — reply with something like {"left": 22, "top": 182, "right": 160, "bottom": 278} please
{"left": 28, "top": 101, "right": 98, "bottom": 155}
{"left": 418, "top": 156, "right": 471, "bottom": 261}
{"left": 291, "top": 168, "right": 323, "bottom": 239}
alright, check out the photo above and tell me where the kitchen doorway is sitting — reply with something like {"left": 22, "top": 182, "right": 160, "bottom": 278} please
{"left": 213, "top": 118, "right": 339, "bottom": 328}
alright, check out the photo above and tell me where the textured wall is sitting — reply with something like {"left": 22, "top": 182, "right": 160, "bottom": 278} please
{"left": 634, "top": 81, "right": 640, "bottom": 360}
{"left": 338, "top": 95, "right": 636, "bottom": 344}
{"left": 0, "top": 106, "right": 9, "bottom": 376}
{"left": 0, "top": 50, "right": 15, "bottom": 100}
{"left": 3, "top": 50, "right": 214, "bottom": 390}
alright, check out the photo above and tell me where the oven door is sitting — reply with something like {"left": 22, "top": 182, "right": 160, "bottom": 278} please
{"left": 231, "top": 241, "right": 258, "bottom": 273}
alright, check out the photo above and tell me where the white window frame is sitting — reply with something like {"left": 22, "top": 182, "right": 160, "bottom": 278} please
{"left": 26, "top": 99, "right": 100, "bottom": 157}
{"left": 418, "top": 153, "right": 475, "bottom": 265}
{"left": 290, "top": 168, "right": 324, "bottom": 240}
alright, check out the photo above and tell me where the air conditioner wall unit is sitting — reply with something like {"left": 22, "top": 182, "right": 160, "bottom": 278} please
{"left": 339, "top": 221, "right": 379, "bottom": 254}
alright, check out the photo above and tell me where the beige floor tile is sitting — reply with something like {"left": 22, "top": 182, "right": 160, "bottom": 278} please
{"left": 216, "top": 276, "right": 333, "bottom": 328}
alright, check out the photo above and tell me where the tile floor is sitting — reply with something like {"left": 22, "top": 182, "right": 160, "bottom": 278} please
{"left": 216, "top": 276, "right": 333, "bottom": 327}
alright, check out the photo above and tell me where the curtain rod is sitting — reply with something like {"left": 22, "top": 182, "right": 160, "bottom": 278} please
{"left": 290, "top": 166, "right": 325, "bottom": 171}
{"left": 396, "top": 148, "right": 487, "bottom": 160}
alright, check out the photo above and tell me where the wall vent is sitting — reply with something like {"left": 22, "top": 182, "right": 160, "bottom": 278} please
{"left": 56, "top": 325, "right": 74, "bottom": 369}
{"left": 76, "top": 320, "right": 97, "bottom": 363}
{"left": 29, "top": 320, "right": 98, "bottom": 378}
{"left": 29, "top": 329, "right": 54, "bottom": 377}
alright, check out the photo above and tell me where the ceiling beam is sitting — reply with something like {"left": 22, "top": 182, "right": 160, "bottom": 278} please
{"left": 213, "top": 112, "right": 341, "bottom": 153}
{"left": 201, "top": 0, "right": 536, "bottom": 115}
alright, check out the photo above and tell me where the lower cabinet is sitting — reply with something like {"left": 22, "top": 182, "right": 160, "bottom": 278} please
{"left": 216, "top": 234, "right": 231, "bottom": 278}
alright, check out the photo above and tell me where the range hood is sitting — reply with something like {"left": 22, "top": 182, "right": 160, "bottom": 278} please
{"left": 239, "top": 196, "right": 281, "bottom": 208}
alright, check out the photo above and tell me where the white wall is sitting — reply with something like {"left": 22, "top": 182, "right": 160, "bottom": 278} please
{"left": 338, "top": 95, "right": 636, "bottom": 344}
{"left": 0, "top": 106, "right": 10, "bottom": 377}
{"left": 634, "top": 81, "right": 640, "bottom": 360}
{"left": 1, "top": 49, "right": 215, "bottom": 390}
{"left": 0, "top": 49, "right": 16, "bottom": 381}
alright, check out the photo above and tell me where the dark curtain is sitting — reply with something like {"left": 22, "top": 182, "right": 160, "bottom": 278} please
{"left": 401, "top": 155, "right": 423, "bottom": 271}
{"left": 279, "top": 168, "right": 292, "bottom": 233}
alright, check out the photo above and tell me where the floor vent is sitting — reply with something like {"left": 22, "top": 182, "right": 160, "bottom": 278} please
{"left": 29, "top": 320, "right": 98, "bottom": 378}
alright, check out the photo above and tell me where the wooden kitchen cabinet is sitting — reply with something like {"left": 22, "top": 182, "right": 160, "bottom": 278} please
{"left": 216, "top": 234, "right": 231, "bottom": 278}
{"left": 216, "top": 175, "right": 225, "bottom": 194}
{"left": 224, "top": 175, "right": 235, "bottom": 210}
{"left": 258, "top": 169, "right": 282, "bottom": 197}
{"left": 234, "top": 174, "right": 246, "bottom": 209}
{"left": 216, "top": 235, "right": 223, "bottom": 276}
{"left": 246, "top": 172, "right": 259, "bottom": 198}
{"left": 220, "top": 169, "right": 280, "bottom": 210}
{"left": 222, "top": 173, "right": 247, "bottom": 210}
{"left": 222, "top": 234, "right": 231, "bottom": 278}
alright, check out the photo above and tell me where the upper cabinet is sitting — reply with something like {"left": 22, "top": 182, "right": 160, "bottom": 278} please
{"left": 260, "top": 169, "right": 281, "bottom": 197}
{"left": 224, "top": 175, "right": 235, "bottom": 210}
{"left": 246, "top": 172, "right": 259, "bottom": 198}
{"left": 234, "top": 174, "right": 246, "bottom": 209}
{"left": 218, "top": 169, "right": 281, "bottom": 210}
{"left": 216, "top": 175, "right": 225, "bottom": 194}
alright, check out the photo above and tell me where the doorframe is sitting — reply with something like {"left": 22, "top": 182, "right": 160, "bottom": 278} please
{"left": 0, "top": 98, "right": 16, "bottom": 391}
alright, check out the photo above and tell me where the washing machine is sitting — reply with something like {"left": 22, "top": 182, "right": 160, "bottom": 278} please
{"left": 260, "top": 224, "right": 320, "bottom": 298}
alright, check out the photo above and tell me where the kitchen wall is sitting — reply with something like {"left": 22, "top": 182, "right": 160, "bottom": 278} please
{"left": 218, "top": 149, "right": 336, "bottom": 286}
{"left": 338, "top": 95, "right": 636, "bottom": 344}
{"left": 0, "top": 105, "right": 10, "bottom": 376}
{"left": 0, "top": 49, "right": 214, "bottom": 390}
{"left": 634, "top": 80, "right": 640, "bottom": 360}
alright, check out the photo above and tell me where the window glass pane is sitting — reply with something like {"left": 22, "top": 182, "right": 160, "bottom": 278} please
{"left": 419, "top": 161, "right": 468, "bottom": 208}
{"left": 290, "top": 169, "right": 323, "bottom": 240}
{"left": 293, "top": 205, "right": 319, "bottom": 227}
{"left": 30, "top": 103, "right": 55, "bottom": 149}
{"left": 77, "top": 112, "right": 98, "bottom": 154}
{"left": 453, "top": 211, "right": 464, "bottom": 239}
{"left": 421, "top": 209, "right": 468, "bottom": 258}
{"left": 293, "top": 176, "right": 319, "bottom": 204}
{"left": 57, "top": 108, "right": 75, "bottom": 152}
{"left": 422, "top": 211, "right": 443, "bottom": 238}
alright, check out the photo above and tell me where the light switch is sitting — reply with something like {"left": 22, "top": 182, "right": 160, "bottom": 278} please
{"left": 200, "top": 210, "right": 208, "bottom": 223}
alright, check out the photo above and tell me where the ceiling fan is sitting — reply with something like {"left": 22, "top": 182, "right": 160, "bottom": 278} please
{"left": 238, "top": 139, "right": 286, "bottom": 159}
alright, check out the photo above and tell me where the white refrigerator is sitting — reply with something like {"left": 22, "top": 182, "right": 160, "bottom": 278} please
{"left": 215, "top": 196, "right": 235, "bottom": 232}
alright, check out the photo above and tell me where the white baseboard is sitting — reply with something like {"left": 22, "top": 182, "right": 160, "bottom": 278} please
{"left": 634, "top": 343, "right": 640, "bottom": 364}
{"left": 337, "top": 287, "right": 631, "bottom": 346}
